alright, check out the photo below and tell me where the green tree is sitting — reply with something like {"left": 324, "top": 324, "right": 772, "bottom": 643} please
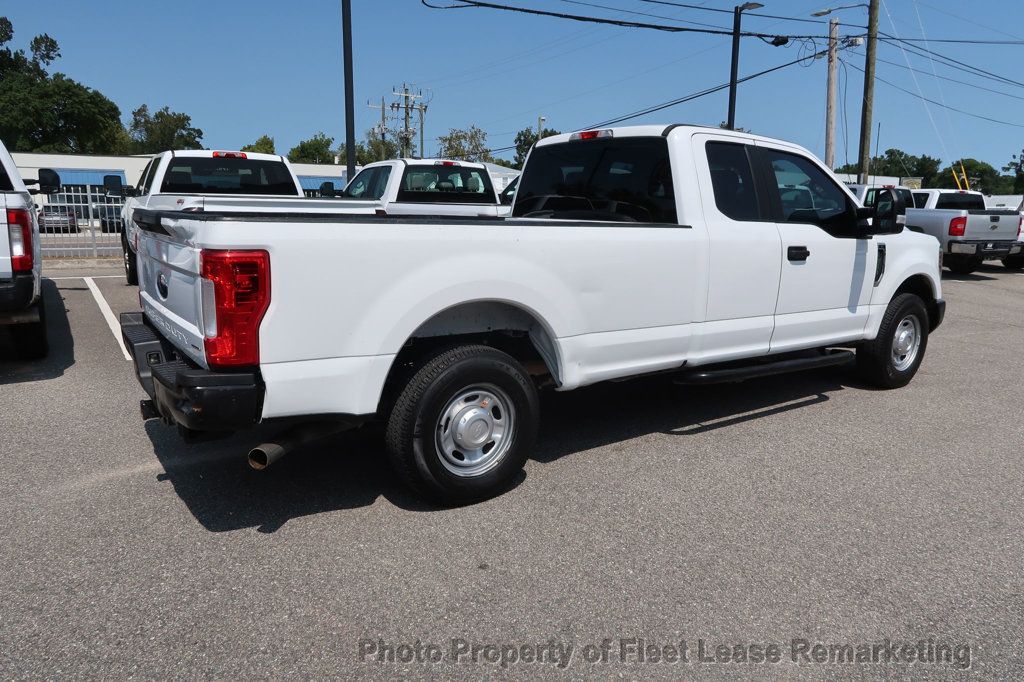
{"left": 835, "top": 148, "right": 941, "bottom": 187}
{"left": 935, "top": 158, "right": 1013, "bottom": 194}
{"left": 512, "top": 126, "right": 559, "bottom": 168}
{"left": 437, "top": 125, "right": 492, "bottom": 163}
{"left": 240, "top": 134, "right": 275, "bottom": 154}
{"left": 362, "top": 129, "right": 400, "bottom": 162}
{"left": 288, "top": 132, "right": 335, "bottom": 163}
{"left": 0, "top": 19, "right": 125, "bottom": 154}
{"left": 1002, "top": 149, "right": 1024, "bottom": 194}
{"left": 129, "top": 104, "right": 203, "bottom": 153}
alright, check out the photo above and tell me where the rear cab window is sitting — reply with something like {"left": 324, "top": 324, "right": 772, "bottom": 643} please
{"left": 0, "top": 163, "right": 13, "bottom": 192}
{"left": 513, "top": 136, "right": 677, "bottom": 223}
{"left": 913, "top": 192, "right": 929, "bottom": 209}
{"left": 160, "top": 157, "right": 299, "bottom": 195}
{"left": 935, "top": 193, "right": 986, "bottom": 210}
{"left": 706, "top": 141, "right": 761, "bottom": 221}
{"left": 396, "top": 164, "right": 496, "bottom": 204}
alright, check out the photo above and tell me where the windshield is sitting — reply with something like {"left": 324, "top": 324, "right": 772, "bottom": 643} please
{"left": 396, "top": 165, "right": 496, "bottom": 204}
{"left": 159, "top": 157, "right": 299, "bottom": 195}
{"left": 513, "top": 137, "right": 677, "bottom": 223}
{"left": 935, "top": 193, "right": 986, "bottom": 210}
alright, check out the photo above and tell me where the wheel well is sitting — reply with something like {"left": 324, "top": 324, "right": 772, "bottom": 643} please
{"left": 379, "top": 302, "right": 561, "bottom": 410}
{"left": 894, "top": 274, "right": 940, "bottom": 329}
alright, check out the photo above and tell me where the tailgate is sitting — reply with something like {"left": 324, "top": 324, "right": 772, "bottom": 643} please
{"left": 965, "top": 211, "right": 1019, "bottom": 240}
{"left": 135, "top": 212, "right": 208, "bottom": 367}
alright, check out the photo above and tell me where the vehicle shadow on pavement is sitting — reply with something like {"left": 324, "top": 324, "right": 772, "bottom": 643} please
{"left": 145, "top": 419, "right": 427, "bottom": 533}
{"left": 0, "top": 280, "right": 75, "bottom": 384}
{"left": 145, "top": 369, "right": 849, "bottom": 532}
{"left": 531, "top": 371, "right": 845, "bottom": 464}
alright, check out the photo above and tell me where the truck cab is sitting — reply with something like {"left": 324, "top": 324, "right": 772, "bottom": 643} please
{"left": 337, "top": 158, "right": 503, "bottom": 217}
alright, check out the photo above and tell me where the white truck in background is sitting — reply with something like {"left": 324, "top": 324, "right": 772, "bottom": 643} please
{"left": 327, "top": 158, "right": 505, "bottom": 217}
{"left": 120, "top": 125, "right": 945, "bottom": 503}
{"left": 906, "top": 189, "right": 1022, "bottom": 274}
{"left": 111, "top": 152, "right": 505, "bottom": 284}
{"left": 0, "top": 140, "right": 60, "bottom": 358}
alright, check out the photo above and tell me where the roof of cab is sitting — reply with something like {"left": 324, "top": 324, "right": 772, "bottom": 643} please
{"left": 534, "top": 124, "right": 814, "bottom": 155}
{"left": 360, "top": 158, "right": 489, "bottom": 170}
{"left": 161, "top": 149, "right": 286, "bottom": 163}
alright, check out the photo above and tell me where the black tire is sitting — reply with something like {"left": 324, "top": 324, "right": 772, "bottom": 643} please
{"left": 856, "top": 293, "right": 929, "bottom": 389}
{"left": 11, "top": 297, "right": 48, "bottom": 360}
{"left": 1003, "top": 254, "right": 1024, "bottom": 271}
{"left": 384, "top": 344, "right": 540, "bottom": 504}
{"left": 123, "top": 236, "right": 139, "bottom": 285}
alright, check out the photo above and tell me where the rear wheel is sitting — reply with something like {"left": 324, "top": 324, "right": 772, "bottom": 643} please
{"left": 11, "top": 297, "right": 48, "bottom": 360}
{"left": 123, "top": 235, "right": 139, "bottom": 285}
{"left": 856, "top": 293, "right": 928, "bottom": 389}
{"left": 384, "top": 344, "right": 539, "bottom": 504}
{"left": 1003, "top": 254, "right": 1024, "bottom": 271}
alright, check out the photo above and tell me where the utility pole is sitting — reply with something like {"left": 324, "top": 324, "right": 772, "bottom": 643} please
{"left": 417, "top": 101, "right": 427, "bottom": 159}
{"left": 824, "top": 18, "right": 839, "bottom": 169}
{"left": 390, "top": 84, "right": 423, "bottom": 158}
{"left": 341, "top": 0, "right": 356, "bottom": 180}
{"left": 537, "top": 115, "right": 546, "bottom": 140}
{"left": 368, "top": 96, "right": 389, "bottom": 161}
{"left": 857, "top": 0, "right": 879, "bottom": 183}
{"left": 726, "top": 3, "right": 764, "bottom": 130}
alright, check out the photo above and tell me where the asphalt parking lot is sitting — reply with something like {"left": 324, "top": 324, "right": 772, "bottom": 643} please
{"left": 1, "top": 261, "right": 1022, "bottom": 679}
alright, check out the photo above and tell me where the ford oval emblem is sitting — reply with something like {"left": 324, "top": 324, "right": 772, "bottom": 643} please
{"left": 157, "top": 272, "right": 169, "bottom": 298}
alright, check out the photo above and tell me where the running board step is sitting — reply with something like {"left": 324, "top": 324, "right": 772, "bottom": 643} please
{"left": 673, "top": 349, "right": 855, "bottom": 385}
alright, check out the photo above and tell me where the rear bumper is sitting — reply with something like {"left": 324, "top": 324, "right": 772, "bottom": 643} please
{"left": 0, "top": 272, "right": 36, "bottom": 313}
{"left": 947, "top": 240, "right": 1021, "bottom": 258}
{"left": 120, "top": 311, "right": 262, "bottom": 432}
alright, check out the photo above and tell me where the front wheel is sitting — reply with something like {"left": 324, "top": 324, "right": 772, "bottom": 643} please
{"left": 123, "top": 236, "right": 138, "bottom": 285}
{"left": 384, "top": 345, "right": 540, "bottom": 504}
{"left": 856, "top": 293, "right": 929, "bottom": 389}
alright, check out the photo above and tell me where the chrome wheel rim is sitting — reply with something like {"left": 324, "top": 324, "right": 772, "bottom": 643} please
{"left": 435, "top": 384, "right": 515, "bottom": 477}
{"left": 891, "top": 314, "right": 921, "bottom": 372}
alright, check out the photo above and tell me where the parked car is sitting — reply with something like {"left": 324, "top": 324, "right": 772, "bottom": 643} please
{"left": 95, "top": 204, "right": 124, "bottom": 233}
{"left": 1, "top": 140, "right": 60, "bottom": 358}
{"left": 38, "top": 204, "right": 77, "bottom": 233}
{"left": 333, "top": 158, "right": 505, "bottom": 217}
{"left": 120, "top": 124, "right": 944, "bottom": 503}
{"left": 906, "top": 189, "right": 1022, "bottom": 274}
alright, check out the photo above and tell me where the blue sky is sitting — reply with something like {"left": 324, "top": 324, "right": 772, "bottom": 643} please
{"left": 5, "top": 1, "right": 1024, "bottom": 168}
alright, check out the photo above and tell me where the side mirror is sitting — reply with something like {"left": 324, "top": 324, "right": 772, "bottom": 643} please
{"left": 103, "top": 174, "right": 125, "bottom": 197}
{"left": 873, "top": 188, "right": 903, "bottom": 235}
{"left": 37, "top": 168, "right": 61, "bottom": 194}
{"left": 319, "top": 181, "right": 337, "bottom": 198}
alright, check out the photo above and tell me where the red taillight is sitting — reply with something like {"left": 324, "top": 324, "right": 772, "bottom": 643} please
{"left": 212, "top": 151, "right": 247, "bottom": 159}
{"left": 948, "top": 216, "right": 967, "bottom": 237}
{"left": 7, "top": 209, "right": 33, "bottom": 272}
{"left": 434, "top": 160, "right": 459, "bottom": 167}
{"left": 199, "top": 250, "right": 270, "bottom": 367}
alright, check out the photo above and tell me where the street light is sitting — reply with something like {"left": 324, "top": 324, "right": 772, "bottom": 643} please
{"left": 726, "top": 2, "right": 765, "bottom": 130}
{"left": 810, "top": 3, "right": 868, "bottom": 17}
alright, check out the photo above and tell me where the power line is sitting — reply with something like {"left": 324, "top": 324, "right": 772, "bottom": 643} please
{"left": 880, "top": 36, "right": 1024, "bottom": 89}
{"left": 845, "top": 60, "right": 1024, "bottom": 129}
{"left": 423, "top": 0, "right": 852, "bottom": 40}
{"left": 875, "top": 56, "right": 1024, "bottom": 102}
{"left": 638, "top": 0, "right": 868, "bottom": 28}
{"left": 559, "top": 0, "right": 729, "bottom": 30}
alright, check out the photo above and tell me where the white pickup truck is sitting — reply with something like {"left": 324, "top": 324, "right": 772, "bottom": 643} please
{"left": 907, "top": 189, "right": 1022, "bottom": 274}
{"left": 119, "top": 125, "right": 945, "bottom": 503}
{"left": 112, "top": 152, "right": 505, "bottom": 285}
{"left": 328, "top": 158, "right": 505, "bottom": 217}
{"left": 1, "top": 140, "right": 60, "bottom": 359}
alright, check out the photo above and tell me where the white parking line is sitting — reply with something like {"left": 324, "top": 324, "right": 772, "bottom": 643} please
{"left": 48, "top": 275, "right": 122, "bottom": 281}
{"left": 83, "top": 277, "right": 132, "bottom": 362}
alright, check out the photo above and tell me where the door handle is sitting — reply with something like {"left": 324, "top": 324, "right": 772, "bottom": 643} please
{"left": 788, "top": 245, "right": 810, "bottom": 262}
